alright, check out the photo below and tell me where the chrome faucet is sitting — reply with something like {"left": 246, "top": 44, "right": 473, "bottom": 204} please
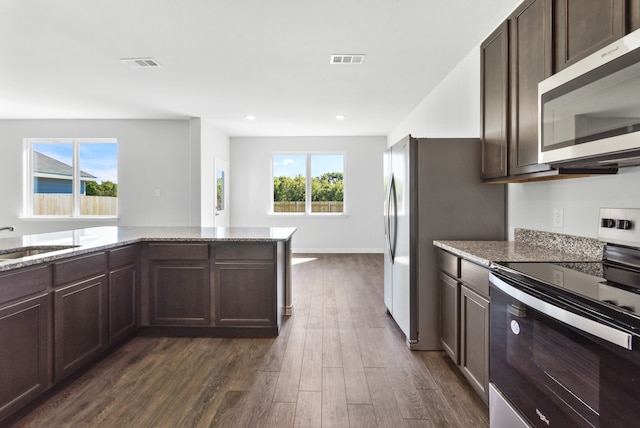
{"left": 0, "top": 226, "right": 15, "bottom": 232}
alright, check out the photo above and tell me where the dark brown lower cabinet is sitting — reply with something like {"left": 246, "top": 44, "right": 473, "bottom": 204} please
{"left": 460, "top": 284, "right": 490, "bottom": 402}
{"left": 109, "top": 264, "right": 137, "bottom": 344}
{"left": 0, "top": 293, "right": 50, "bottom": 421}
{"left": 54, "top": 275, "right": 108, "bottom": 382}
{"left": 214, "top": 263, "right": 275, "bottom": 327}
{"left": 149, "top": 261, "right": 210, "bottom": 325}
{"left": 439, "top": 272, "right": 459, "bottom": 364}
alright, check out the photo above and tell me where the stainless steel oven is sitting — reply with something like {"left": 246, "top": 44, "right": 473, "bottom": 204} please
{"left": 489, "top": 208, "right": 640, "bottom": 427}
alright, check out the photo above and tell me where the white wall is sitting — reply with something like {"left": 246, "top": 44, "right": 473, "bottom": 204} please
{"left": 230, "top": 136, "right": 387, "bottom": 252}
{"left": 388, "top": 6, "right": 640, "bottom": 241}
{"left": 508, "top": 167, "right": 640, "bottom": 239}
{"left": 0, "top": 119, "right": 200, "bottom": 235}
{"left": 200, "top": 120, "right": 231, "bottom": 227}
{"left": 387, "top": 47, "right": 482, "bottom": 145}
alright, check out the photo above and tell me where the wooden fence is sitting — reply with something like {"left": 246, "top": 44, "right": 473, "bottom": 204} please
{"left": 34, "top": 194, "right": 118, "bottom": 215}
{"left": 274, "top": 201, "right": 344, "bottom": 213}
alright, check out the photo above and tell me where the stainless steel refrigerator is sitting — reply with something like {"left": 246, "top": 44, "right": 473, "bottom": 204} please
{"left": 383, "top": 135, "right": 505, "bottom": 350}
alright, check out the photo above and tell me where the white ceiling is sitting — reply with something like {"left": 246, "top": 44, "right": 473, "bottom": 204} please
{"left": 0, "top": 0, "right": 518, "bottom": 137}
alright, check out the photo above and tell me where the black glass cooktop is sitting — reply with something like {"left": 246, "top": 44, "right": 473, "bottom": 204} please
{"left": 495, "top": 260, "right": 640, "bottom": 325}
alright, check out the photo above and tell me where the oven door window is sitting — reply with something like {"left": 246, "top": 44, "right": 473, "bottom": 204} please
{"left": 490, "top": 284, "right": 640, "bottom": 427}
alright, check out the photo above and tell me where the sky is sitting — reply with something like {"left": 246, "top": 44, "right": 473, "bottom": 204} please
{"left": 273, "top": 154, "right": 343, "bottom": 178}
{"left": 34, "top": 141, "right": 118, "bottom": 183}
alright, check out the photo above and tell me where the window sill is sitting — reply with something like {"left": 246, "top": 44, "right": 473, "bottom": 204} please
{"left": 268, "top": 212, "right": 349, "bottom": 218}
{"left": 20, "top": 216, "right": 119, "bottom": 222}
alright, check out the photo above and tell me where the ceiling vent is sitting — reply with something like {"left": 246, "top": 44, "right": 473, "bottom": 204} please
{"left": 120, "top": 58, "right": 161, "bottom": 69}
{"left": 330, "top": 54, "right": 365, "bottom": 65}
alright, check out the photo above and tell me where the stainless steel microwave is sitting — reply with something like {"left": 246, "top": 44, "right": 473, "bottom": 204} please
{"left": 539, "top": 29, "right": 640, "bottom": 169}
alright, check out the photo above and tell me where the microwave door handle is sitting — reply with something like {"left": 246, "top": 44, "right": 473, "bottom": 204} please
{"left": 490, "top": 273, "right": 633, "bottom": 350}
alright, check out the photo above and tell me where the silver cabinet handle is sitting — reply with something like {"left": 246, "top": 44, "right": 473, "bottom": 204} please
{"left": 490, "top": 273, "right": 633, "bottom": 350}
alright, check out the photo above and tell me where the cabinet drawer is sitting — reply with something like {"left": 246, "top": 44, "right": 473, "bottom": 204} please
{"left": 148, "top": 243, "right": 209, "bottom": 261}
{"left": 215, "top": 243, "right": 275, "bottom": 261}
{"left": 0, "top": 265, "right": 51, "bottom": 305}
{"left": 460, "top": 259, "right": 490, "bottom": 297}
{"left": 438, "top": 250, "right": 459, "bottom": 278}
{"left": 108, "top": 244, "right": 139, "bottom": 269}
{"left": 54, "top": 252, "right": 107, "bottom": 286}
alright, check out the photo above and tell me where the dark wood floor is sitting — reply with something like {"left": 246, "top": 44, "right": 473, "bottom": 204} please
{"left": 9, "top": 253, "right": 488, "bottom": 427}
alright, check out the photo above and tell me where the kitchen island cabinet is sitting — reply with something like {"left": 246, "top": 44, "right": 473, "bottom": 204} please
{"left": 53, "top": 252, "right": 108, "bottom": 382}
{"left": 0, "top": 226, "right": 295, "bottom": 424}
{"left": 148, "top": 243, "right": 210, "bottom": 326}
{"left": 0, "top": 266, "right": 51, "bottom": 422}
{"left": 108, "top": 244, "right": 139, "bottom": 345}
{"left": 214, "top": 242, "right": 278, "bottom": 329}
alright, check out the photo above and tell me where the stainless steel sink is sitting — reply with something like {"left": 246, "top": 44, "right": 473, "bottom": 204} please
{"left": 0, "top": 246, "right": 78, "bottom": 260}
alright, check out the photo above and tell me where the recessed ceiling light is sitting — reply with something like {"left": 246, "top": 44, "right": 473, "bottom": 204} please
{"left": 336, "top": 115, "right": 345, "bottom": 120}
{"left": 245, "top": 115, "right": 256, "bottom": 121}
{"left": 330, "top": 54, "right": 366, "bottom": 65}
{"left": 120, "top": 57, "right": 161, "bottom": 68}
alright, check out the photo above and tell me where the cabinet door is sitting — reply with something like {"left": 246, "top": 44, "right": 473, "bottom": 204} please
{"left": 460, "top": 285, "right": 489, "bottom": 403}
{"left": 481, "top": 21, "right": 509, "bottom": 180}
{"left": 553, "top": 0, "right": 625, "bottom": 72}
{"left": 509, "top": 0, "right": 553, "bottom": 175}
{"left": 0, "top": 294, "right": 50, "bottom": 422}
{"left": 439, "top": 273, "right": 459, "bottom": 364}
{"left": 631, "top": 0, "right": 640, "bottom": 32}
{"left": 109, "top": 264, "right": 137, "bottom": 344}
{"left": 149, "top": 262, "right": 210, "bottom": 325}
{"left": 214, "top": 263, "right": 275, "bottom": 327}
{"left": 54, "top": 275, "right": 108, "bottom": 382}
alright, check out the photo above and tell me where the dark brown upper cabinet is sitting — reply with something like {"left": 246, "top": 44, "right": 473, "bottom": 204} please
{"left": 553, "top": 0, "right": 626, "bottom": 72}
{"left": 481, "top": 0, "right": 638, "bottom": 183}
{"left": 480, "top": 21, "right": 509, "bottom": 180}
{"left": 630, "top": 0, "right": 640, "bottom": 31}
{"left": 509, "top": 0, "right": 553, "bottom": 176}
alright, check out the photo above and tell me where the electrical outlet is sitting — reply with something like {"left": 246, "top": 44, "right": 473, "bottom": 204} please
{"left": 552, "top": 269, "right": 564, "bottom": 287}
{"left": 155, "top": 189, "right": 161, "bottom": 197}
{"left": 553, "top": 208, "right": 564, "bottom": 228}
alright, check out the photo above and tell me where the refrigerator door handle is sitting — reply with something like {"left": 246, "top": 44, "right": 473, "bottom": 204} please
{"left": 389, "top": 175, "right": 398, "bottom": 263}
{"left": 385, "top": 173, "right": 393, "bottom": 260}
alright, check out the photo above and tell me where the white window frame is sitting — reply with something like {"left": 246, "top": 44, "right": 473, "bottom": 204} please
{"left": 271, "top": 151, "right": 346, "bottom": 216}
{"left": 23, "top": 138, "right": 118, "bottom": 219}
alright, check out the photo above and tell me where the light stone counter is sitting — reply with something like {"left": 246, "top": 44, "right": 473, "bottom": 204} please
{"left": 434, "top": 228, "right": 604, "bottom": 267}
{"left": 0, "top": 226, "right": 296, "bottom": 272}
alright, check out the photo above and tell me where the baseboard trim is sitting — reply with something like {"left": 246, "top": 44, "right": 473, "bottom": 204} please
{"left": 291, "top": 248, "right": 383, "bottom": 254}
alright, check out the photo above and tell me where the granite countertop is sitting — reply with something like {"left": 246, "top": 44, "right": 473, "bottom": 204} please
{"left": 0, "top": 226, "right": 296, "bottom": 272}
{"left": 434, "top": 228, "right": 605, "bottom": 267}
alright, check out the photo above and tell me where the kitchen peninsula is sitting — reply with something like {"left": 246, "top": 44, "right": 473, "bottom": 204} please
{"left": 0, "top": 226, "right": 295, "bottom": 422}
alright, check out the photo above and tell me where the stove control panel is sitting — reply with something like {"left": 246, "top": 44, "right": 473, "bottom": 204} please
{"left": 599, "top": 208, "right": 640, "bottom": 246}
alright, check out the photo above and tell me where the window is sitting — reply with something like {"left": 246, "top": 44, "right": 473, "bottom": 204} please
{"left": 272, "top": 153, "right": 344, "bottom": 214}
{"left": 216, "top": 168, "right": 225, "bottom": 212}
{"left": 25, "top": 138, "right": 118, "bottom": 217}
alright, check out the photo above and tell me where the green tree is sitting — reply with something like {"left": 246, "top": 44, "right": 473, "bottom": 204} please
{"left": 311, "top": 172, "right": 343, "bottom": 202}
{"left": 273, "top": 175, "right": 306, "bottom": 202}
{"left": 85, "top": 180, "right": 118, "bottom": 197}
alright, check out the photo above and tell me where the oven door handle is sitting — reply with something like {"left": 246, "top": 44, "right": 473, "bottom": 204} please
{"left": 490, "top": 273, "right": 633, "bottom": 350}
